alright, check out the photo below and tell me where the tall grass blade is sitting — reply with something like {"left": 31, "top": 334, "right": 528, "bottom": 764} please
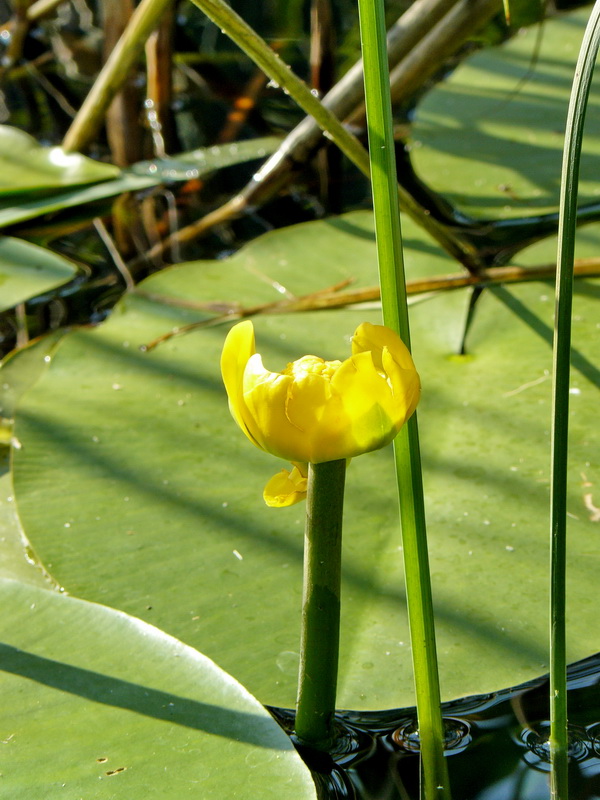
{"left": 550, "top": 4, "right": 600, "bottom": 798}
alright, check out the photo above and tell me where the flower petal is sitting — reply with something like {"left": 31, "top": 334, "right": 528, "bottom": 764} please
{"left": 381, "top": 345, "right": 421, "bottom": 424}
{"left": 352, "top": 322, "right": 415, "bottom": 372}
{"left": 220, "top": 321, "right": 260, "bottom": 446}
{"left": 263, "top": 462, "right": 308, "bottom": 507}
{"left": 330, "top": 350, "right": 400, "bottom": 455}
{"left": 221, "top": 320, "right": 421, "bottom": 470}
{"left": 243, "top": 355, "right": 315, "bottom": 461}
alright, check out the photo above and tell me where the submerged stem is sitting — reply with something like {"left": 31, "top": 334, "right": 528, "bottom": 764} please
{"left": 295, "top": 459, "right": 346, "bottom": 749}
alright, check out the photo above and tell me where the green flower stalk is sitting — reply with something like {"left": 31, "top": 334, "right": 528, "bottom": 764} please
{"left": 221, "top": 320, "right": 420, "bottom": 746}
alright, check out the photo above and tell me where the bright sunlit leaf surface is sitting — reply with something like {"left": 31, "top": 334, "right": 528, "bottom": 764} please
{"left": 7, "top": 8, "right": 600, "bottom": 713}
{"left": 0, "top": 578, "right": 317, "bottom": 799}
{"left": 412, "top": 7, "right": 600, "bottom": 218}
{"left": 10, "top": 209, "right": 599, "bottom": 710}
{"left": 0, "top": 126, "right": 120, "bottom": 193}
{"left": 0, "top": 132, "right": 280, "bottom": 228}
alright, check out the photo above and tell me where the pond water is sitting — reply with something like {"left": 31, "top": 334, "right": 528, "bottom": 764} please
{"left": 270, "top": 653, "right": 600, "bottom": 799}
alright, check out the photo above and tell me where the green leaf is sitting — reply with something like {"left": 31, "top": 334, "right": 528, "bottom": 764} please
{"left": 0, "top": 332, "right": 65, "bottom": 421}
{"left": 0, "top": 135, "right": 281, "bottom": 228}
{"left": 0, "top": 126, "right": 120, "bottom": 193}
{"left": 0, "top": 469, "right": 54, "bottom": 589}
{"left": 412, "top": 7, "right": 600, "bottom": 219}
{"left": 10, "top": 209, "right": 599, "bottom": 711}
{"left": 0, "top": 237, "right": 78, "bottom": 311}
{"left": 0, "top": 578, "right": 317, "bottom": 799}
{"left": 0, "top": 336, "right": 67, "bottom": 589}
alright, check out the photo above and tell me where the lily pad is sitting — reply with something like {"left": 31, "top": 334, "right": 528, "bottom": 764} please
{"left": 412, "top": 7, "right": 600, "bottom": 218}
{"left": 0, "top": 578, "right": 317, "bottom": 799}
{"left": 0, "top": 126, "right": 120, "bottom": 193}
{"left": 0, "top": 237, "right": 78, "bottom": 311}
{"left": 9, "top": 209, "right": 599, "bottom": 711}
{"left": 0, "top": 135, "right": 281, "bottom": 228}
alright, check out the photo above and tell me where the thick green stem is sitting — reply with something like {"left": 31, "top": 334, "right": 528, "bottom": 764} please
{"left": 295, "top": 459, "right": 346, "bottom": 749}
{"left": 357, "top": 0, "right": 450, "bottom": 797}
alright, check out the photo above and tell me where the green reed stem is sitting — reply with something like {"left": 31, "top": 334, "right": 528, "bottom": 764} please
{"left": 189, "top": 0, "right": 369, "bottom": 175}
{"left": 550, "top": 5, "right": 600, "bottom": 798}
{"left": 62, "top": 0, "right": 174, "bottom": 152}
{"left": 295, "top": 459, "right": 346, "bottom": 749}
{"left": 356, "top": 1, "right": 450, "bottom": 798}
{"left": 188, "top": 0, "right": 470, "bottom": 265}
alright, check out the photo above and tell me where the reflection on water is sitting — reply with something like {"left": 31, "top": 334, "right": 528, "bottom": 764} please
{"left": 270, "top": 653, "right": 600, "bottom": 799}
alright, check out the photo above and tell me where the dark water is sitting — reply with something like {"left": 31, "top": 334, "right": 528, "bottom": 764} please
{"left": 270, "top": 653, "right": 600, "bottom": 799}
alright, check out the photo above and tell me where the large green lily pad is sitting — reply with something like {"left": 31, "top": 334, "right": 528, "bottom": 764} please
{"left": 7, "top": 6, "right": 600, "bottom": 713}
{"left": 9, "top": 208, "right": 599, "bottom": 711}
{"left": 0, "top": 578, "right": 316, "bottom": 799}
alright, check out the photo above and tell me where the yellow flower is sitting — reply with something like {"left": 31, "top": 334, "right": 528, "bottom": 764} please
{"left": 221, "top": 320, "right": 420, "bottom": 504}
{"left": 263, "top": 462, "right": 308, "bottom": 507}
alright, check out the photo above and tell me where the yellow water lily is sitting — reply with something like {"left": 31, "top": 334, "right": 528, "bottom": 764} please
{"left": 221, "top": 320, "right": 420, "bottom": 504}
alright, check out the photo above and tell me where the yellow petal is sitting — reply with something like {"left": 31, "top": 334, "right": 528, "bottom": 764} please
{"left": 220, "top": 321, "right": 261, "bottom": 446}
{"left": 263, "top": 463, "right": 308, "bottom": 507}
{"left": 352, "top": 322, "right": 415, "bottom": 372}
{"left": 221, "top": 320, "right": 421, "bottom": 468}
{"left": 243, "top": 355, "right": 313, "bottom": 461}
{"left": 330, "top": 350, "right": 399, "bottom": 455}
{"left": 381, "top": 345, "right": 421, "bottom": 423}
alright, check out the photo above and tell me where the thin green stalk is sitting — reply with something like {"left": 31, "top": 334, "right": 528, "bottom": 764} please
{"left": 295, "top": 459, "right": 346, "bottom": 750}
{"left": 62, "top": 0, "right": 174, "bottom": 152}
{"left": 356, "top": 1, "right": 449, "bottom": 799}
{"left": 550, "top": 4, "right": 600, "bottom": 798}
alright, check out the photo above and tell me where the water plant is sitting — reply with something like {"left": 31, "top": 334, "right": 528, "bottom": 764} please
{"left": 0, "top": 1, "right": 598, "bottom": 799}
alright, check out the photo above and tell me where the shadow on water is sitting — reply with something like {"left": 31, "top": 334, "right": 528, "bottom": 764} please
{"left": 270, "top": 652, "right": 600, "bottom": 799}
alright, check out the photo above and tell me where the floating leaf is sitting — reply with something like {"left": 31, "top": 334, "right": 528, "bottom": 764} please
{"left": 413, "top": 7, "right": 600, "bottom": 218}
{"left": 0, "top": 578, "right": 316, "bottom": 799}
{"left": 0, "top": 237, "right": 78, "bottom": 311}
{"left": 0, "top": 135, "right": 281, "bottom": 228}
{"left": 0, "top": 126, "right": 120, "bottom": 193}
{"left": 10, "top": 209, "right": 599, "bottom": 711}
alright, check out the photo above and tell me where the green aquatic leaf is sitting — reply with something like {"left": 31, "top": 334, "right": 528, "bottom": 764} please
{"left": 0, "top": 237, "right": 78, "bottom": 311}
{"left": 10, "top": 208, "right": 599, "bottom": 711}
{"left": 8, "top": 7, "right": 600, "bottom": 713}
{"left": 412, "top": 7, "right": 600, "bottom": 219}
{"left": 0, "top": 126, "right": 120, "bottom": 193}
{"left": 0, "top": 136, "right": 281, "bottom": 228}
{"left": 0, "top": 336, "right": 66, "bottom": 589}
{"left": 0, "top": 578, "right": 316, "bottom": 799}
{"left": 0, "top": 469, "right": 53, "bottom": 589}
